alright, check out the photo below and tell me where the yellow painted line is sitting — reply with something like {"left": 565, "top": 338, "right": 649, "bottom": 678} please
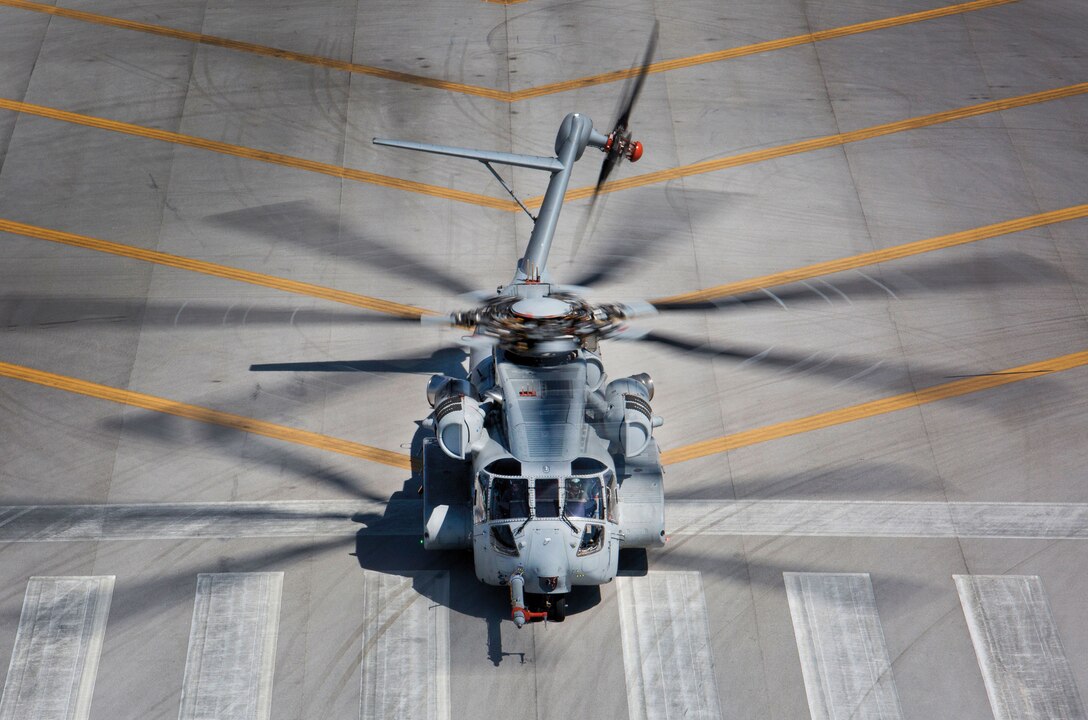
{"left": 653, "top": 204, "right": 1088, "bottom": 305}
{"left": 0, "top": 0, "right": 511, "bottom": 101}
{"left": 4, "top": 82, "right": 1083, "bottom": 214}
{"left": 0, "top": 360, "right": 412, "bottom": 470}
{"left": 0, "top": 0, "right": 1016, "bottom": 101}
{"left": 512, "top": 0, "right": 1020, "bottom": 100}
{"left": 0, "top": 218, "right": 435, "bottom": 319}
{"left": 532, "top": 82, "right": 1088, "bottom": 207}
{"left": 0, "top": 98, "right": 517, "bottom": 212}
{"left": 661, "top": 349, "right": 1088, "bottom": 465}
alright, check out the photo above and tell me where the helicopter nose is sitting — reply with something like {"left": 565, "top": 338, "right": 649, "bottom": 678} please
{"left": 522, "top": 526, "right": 571, "bottom": 593}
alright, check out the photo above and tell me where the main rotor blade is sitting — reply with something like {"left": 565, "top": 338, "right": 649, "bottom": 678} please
{"left": 249, "top": 348, "right": 467, "bottom": 375}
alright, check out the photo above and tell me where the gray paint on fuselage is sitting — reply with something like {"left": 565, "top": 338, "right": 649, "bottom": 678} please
{"left": 496, "top": 358, "right": 589, "bottom": 464}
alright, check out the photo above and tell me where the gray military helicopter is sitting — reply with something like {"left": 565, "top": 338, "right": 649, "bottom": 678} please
{"left": 374, "top": 33, "right": 678, "bottom": 626}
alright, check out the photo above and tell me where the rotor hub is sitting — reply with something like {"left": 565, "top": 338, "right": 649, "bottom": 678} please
{"left": 511, "top": 297, "right": 572, "bottom": 319}
{"left": 448, "top": 293, "right": 632, "bottom": 358}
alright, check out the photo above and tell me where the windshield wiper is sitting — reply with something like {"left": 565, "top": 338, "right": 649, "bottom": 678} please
{"left": 515, "top": 516, "right": 532, "bottom": 535}
{"left": 561, "top": 511, "right": 578, "bottom": 535}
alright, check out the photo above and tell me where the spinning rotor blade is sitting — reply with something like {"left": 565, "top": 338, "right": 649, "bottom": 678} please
{"left": 614, "top": 24, "right": 658, "bottom": 143}
{"left": 571, "top": 24, "right": 658, "bottom": 263}
{"left": 249, "top": 348, "right": 467, "bottom": 375}
{"left": 594, "top": 23, "right": 658, "bottom": 195}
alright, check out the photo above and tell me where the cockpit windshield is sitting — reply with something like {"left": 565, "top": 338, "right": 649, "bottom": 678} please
{"left": 534, "top": 478, "right": 560, "bottom": 517}
{"left": 483, "top": 471, "right": 612, "bottom": 523}
{"left": 564, "top": 476, "right": 603, "bottom": 520}
{"left": 489, "top": 477, "right": 530, "bottom": 520}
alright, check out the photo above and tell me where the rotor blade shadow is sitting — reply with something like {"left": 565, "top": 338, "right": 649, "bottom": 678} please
{"left": 0, "top": 534, "right": 355, "bottom": 627}
{"left": 0, "top": 295, "right": 416, "bottom": 331}
{"left": 665, "top": 462, "right": 941, "bottom": 501}
{"left": 650, "top": 541, "right": 930, "bottom": 600}
{"left": 101, "top": 412, "right": 390, "bottom": 503}
{"left": 632, "top": 330, "right": 915, "bottom": 384}
{"left": 565, "top": 184, "right": 719, "bottom": 289}
{"left": 619, "top": 330, "right": 1059, "bottom": 418}
{"left": 205, "top": 200, "right": 480, "bottom": 297}
{"left": 654, "top": 251, "right": 1069, "bottom": 311}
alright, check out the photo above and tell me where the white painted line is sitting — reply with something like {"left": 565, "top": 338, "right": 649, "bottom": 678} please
{"left": 955, "top": 575, "right": 1087, "bottom": 720}
{"left": 785, "top": 572, "right": 904, "bottom": 720}
{"left": 0, "top": 576, "right": 114, "bottom": 720}
{"left": 0, "top": 500, "right": 410, "bottom": 540}
{"left": 668, "top": 500, "right": 1088, "bottom": 538}
{"left": 360, "top": 571, "right": 449, "bottom": 720}
{"left": 7, "top": 500, "right": 1088, "bottom": 540}
{"left": 178, "top": 573, "right": 283, "bottom": 720}
{"left": 617, "top": 571, "right": 723, "bottom": 720}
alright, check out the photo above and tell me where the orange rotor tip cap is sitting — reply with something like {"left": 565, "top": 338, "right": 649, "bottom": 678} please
{"left": 629, "top": 141, "right": 643, "bottom": 162}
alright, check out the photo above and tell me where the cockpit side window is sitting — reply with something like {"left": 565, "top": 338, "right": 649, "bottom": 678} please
{"left": 577, "top": 524, "right": 604, "bottom": 555}
{"left": 489, "top": 477, "right": 530, "bottom": 520}
{"left": 534, "top": 478, "right": 560, "bottom": 517}
{"left": 565, "top": 476, "right": 603, "bottom": 520}
{"left": 474, "top": 473, "right": 488, "bottom": 524}
{"left": 606, "top": 471, "right": 617, "bottom": 524}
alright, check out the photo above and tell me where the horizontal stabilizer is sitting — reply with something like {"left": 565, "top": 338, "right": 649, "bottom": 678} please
{"left": 373, "top": 138, "right": 563, "bottom": 172}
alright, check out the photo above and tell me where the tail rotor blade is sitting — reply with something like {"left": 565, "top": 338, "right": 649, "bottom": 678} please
{"left": 573, "top": 23, "right": 659, "bottom": 265}
{"left": 595, "top": 22, "right": 658, "bottom": 195}
{"left": 614, "top": 22, "right": 658, "bottom": 133}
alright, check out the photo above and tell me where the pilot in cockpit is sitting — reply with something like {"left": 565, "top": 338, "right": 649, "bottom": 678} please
{"left": 566, "top": 478, "right": 602, "bottom": 519}
{"left": 566, "top": 481, "right": 588, "bottom": 517}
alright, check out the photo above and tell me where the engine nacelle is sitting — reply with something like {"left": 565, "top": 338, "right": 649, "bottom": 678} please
{"left": 605, "top": 373, "right": 659, "bottom": 458}
{"left": 428, "top": 375, "right": 485, "bottom": 460}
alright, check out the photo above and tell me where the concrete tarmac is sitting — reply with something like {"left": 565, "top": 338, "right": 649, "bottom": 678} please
{"left": 1, "top": 0, "right": 1087, "bottom": 718}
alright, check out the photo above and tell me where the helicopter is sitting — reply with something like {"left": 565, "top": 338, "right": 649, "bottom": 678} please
{"left": 373, "top": 32, "right": 680, "bottom": 627}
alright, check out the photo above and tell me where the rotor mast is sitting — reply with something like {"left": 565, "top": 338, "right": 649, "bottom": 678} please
{"left": 374, "top": 112, "right": 610, "bottom": 286}
{"left": 517, "top": 113, "right": 608, "bottom": 283}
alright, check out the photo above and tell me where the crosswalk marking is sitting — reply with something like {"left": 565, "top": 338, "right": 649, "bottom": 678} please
{"left": 2, "top": 569, "right": 1086, "bottom": 720}
{"left": 178, "top": 573, "right": 283, "bottom": 720}
{"left": 785, "top": 573, "right": 904, "bottom": 720}
{"left": 956, "top": 575, "right": 1086, "bottom": 720}
{"left": 617, "top": 572, "right": 723, "bottom": 720}
{"left": 360, "top": 572, "right": 450, "bottom": 720}
{"left": 0, "top": 577, "right": 114, "bottom": 720}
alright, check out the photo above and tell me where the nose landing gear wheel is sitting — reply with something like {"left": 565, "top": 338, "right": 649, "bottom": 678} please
{"left": 548, "top": 596, "right": 567, "bottom": 622}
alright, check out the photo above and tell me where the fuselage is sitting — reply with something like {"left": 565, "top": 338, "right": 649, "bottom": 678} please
{"left": 468, "top": 348, "right": 622, "bottom": 593}
{"left": 395, "top": 108, "right": 663, "bottom": 624}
